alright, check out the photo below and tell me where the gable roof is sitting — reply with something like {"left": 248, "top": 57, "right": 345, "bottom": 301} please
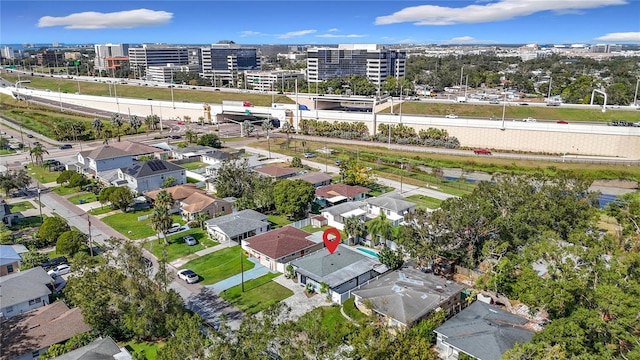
{"left": 291, "top": 245, "right": 382, "bottom": 288}
{"left": 145, "top": 184, "right": 204, "bottom": 201}
{"left": 321, "top": 201, "right": 366, "bottom": 217}
{"left": 0, "top": 245, "right": 21, "bottom": 266}
{"left": 245, "top": 227, "right": 315, "bottom": 259}
{"left": 122, "top": 160, "right": 184, "bottom": 179}
{"left": 205, "top": 209, "right": 269, "bottom": 239}
{"left": 352, "top": 267, "right": 465, "bottom": 326}
{"left": 181, "top": 193, "right": 227, "bottom": 214}
{"left": 108, "top": 141, "right": 164, "bottom": 156}
{"left": 0, "top": 267, "right": 53, "bottom": 308}
{"left": 52, "top": 337, "right": 128, "bottom": 360}
{"left": 316, "top": 184, "right": 370, "bottom": 199}
{"left": 254, "top": 165, "right": 298, "bottom": 178}
{"left": 366, "top": 192, "right": 416, "bottom": 212}
{"left": 0, "top": 301, "right": 91, "bottom": 360}
{"left": 290, "top": 172, "right": 332, "bottom": 186}
{"left": 84, "top": 146, "right": 130, "bottom": 161}
{"left": 434, "top": 301, "right": 535, "bottom": 360}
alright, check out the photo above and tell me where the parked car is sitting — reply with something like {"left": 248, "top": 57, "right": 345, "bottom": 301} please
{"left": 41, "top": 256, "right": 68, "bottom": 270}
{"left": 489, "top": 100, "right": 500, "bottom": 104}
{"left": 170, "top": 135, "right": 181, "bottom": 139}
{"left": 183, "top": 235, "right": 197, "bottom": 246}
{"left": 59, "top": 144, "right": 73, "bottom": 150}
{"left": 177, "top": 269, "right": 199, "bottom": 284}
{"left": 27, "top": 134, "right": 34, "bottom": 138}
{"left": 142, "top": 257, "right": 153, "bottom": 269}
{"left": 335, "top": 160, "right": 343, "bottom": 166}
{"left": 445, "top": 114, "right": 458, "bottom": 119}
{"left": 473, "top": 148, "right": 492, "bottom": 155}
{"left": 303, "top": 152, "right": 316, "bottom": 158}
{"left": 557, "top": 120, "right": 569, "bottom": 124}
{"left": 523, "top": 117, "right": 536, "bottom": 122}
{"left": 48, "top": 264, "right": 71, "bottom": 277}
{"left": 167, "top": 223, "right": 182, "bottom": 234}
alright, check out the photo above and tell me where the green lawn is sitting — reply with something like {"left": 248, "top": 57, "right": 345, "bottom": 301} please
{"left": 144, "top": 228, "right": 218, "bottom": 262}
{"left": 9, "top": 201, "right": 35, "bottom": 213}
{"left": 342, "top": 297, "right": 369, "bottom": 321}
{"left": 0, "top": 149, "right": 16, "bottom": 155}
{"left": 180, "top": 161, "right": 208, "bottom": 170}
{"left": 268, "top": 214, "right": 293, "bottom": 228}
{"left": 52, "top": 186, "right": 81, "bottom": 196}
{"left": 123, "top": 341, "right": 164, "bottom": 360}
{"left": 406, "top": 194, "right": 444, "bottom": 210}
{"left": 180, "top": 246, "right": 254, "bottom": 285}
{"left": 25, "top": 165, "right": 60, "bottom": 183}
{"left": 186, "top": 177, "right": 199, "bottom": 184}
{"left": 67, "top": 192, "right": 98, "bottom": 205}
{"left": 298, "top": 305, "right": 355, "bottom": 346}
{"left": 220, "top": 273, "right": 293, "bottom": 314}
{"left": 88, "top": 206, "right": 115, "bottom": 216}
{"left": 300, "top": 224, "right": 331, "bottom": 233}
{"left": 101, "top": 209, "right": 156, "bottom": 240}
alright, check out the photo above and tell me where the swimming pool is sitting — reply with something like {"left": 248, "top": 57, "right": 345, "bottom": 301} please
{"left": 356, "top": 247, "right": 379, "bottom": 258}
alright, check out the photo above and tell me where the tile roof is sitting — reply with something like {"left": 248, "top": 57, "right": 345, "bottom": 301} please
{"left": 290, "top": 172, "right": 333, "bottom": 185}
{"left": 434, "top": 301, "right": 534, "bottom": 360}
{"left": 181, "top": 193, "right": 227, "bottom": 214}
{"left": 291, "top": 245, "right": 382, "bottom": 288}
{"left": 316, "top": 184, "right": 370, "bottom": 199}
{"left": 0, "top": 267, "right": 53, "bottom": 308}
{"left": 122, "top": 160, "right": 184, "bottom": 179}
{"left": 245, "top": 227, "right": 315, "bottom": 259}
{"left": 366, "top": 192, "right": 416, "bottom": 212}
{"left": 352, "top": 267, "right": 465, "bottom": 326}
{"left": 254, "top": 165, "right": 298, "bottom": 178}
{"left": 205, "top": 209, "right": 269, "bottom": 239}
{"left": 145, "top": 184, "right": 204, "bottom": 201}
{"left": 0, "top": 302, "right": 91, "bottom": 360}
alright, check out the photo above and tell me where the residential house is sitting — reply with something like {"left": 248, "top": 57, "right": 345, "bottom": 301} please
{"left": 52, "top": 337, "right": 132, "bottom": 360}
{"left": 205, "top": 209, "right": 270, "bottom": 244}
{"left": 352, "top": 266, "right": 466, "bottom": 328}
{"left": 0, "top": 200, "right": 17, "bottom": 226}
{"left": 290, "top": 244, "right": 388, "bottom": 304}
{"left": 0, "top": 301, "right": 91, "bottom": 360}
{"left": 365, "top": 192, "right": 416, "bottom": 226}
{"left": 107, "top": 140, "right": 167, "bottom": 160}
{"left": 145, "top": 184, "right": 206, "bottom": 213}
{"left": 242, "top": 226, "right": 324, "bottom": 272}
{"left": 201, "top": 150, "right": 232, "bottom": 165}
{"left": 289, "top": 172, "right": 332, "bottom": 188}
{"left": 0, "top": 245, "right": 21, "bottom": 276}
{"left": 0, "top": 267, "right": 53, "bottom": 318}
{"left": 320, "top": 201, "right": 367, "bottom": 231}
{"left": 180, "top": 192, "right": 232, "bottom": 221}
{"left": 171, "top": 145, "right": 219, "bottom": 160}
{"left": 204, "top": 155, "right": 262, "bottom": 193}
{"left": 71, "top": 146, "right": 132, "bottom": 176}
{"left": 117, "top": 160, "right": 186, "bottom": 194}
{"left": 315, "top": 183, "right": 370, "bottom": 208}
{"left": 434, "top": 301, "right": 535, "bottom": 360}
{"left": 254, "top": 165, "right": 299, "bottom": 180}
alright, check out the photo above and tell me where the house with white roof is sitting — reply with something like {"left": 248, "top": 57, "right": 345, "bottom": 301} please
{"left": 365, "top": 192, "right": 416, "bottom": 226}
{"left": 320, "top": 201, "right": 367, "bottom": 231}
{"left": 205, "top": 209, "right": 270, "bottom": 244}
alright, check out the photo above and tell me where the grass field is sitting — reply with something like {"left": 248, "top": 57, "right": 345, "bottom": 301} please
{"left": 144, "top": 228, "right": 218, "bottom": 262}
{"left": 220, "top": 273, "right": 293, "bottom": 314}
{"left": 268, "top": 214, "right": 293, "bottom": 228}
{"left": 406, "top": 194, "right": 444, "bottom": 210}
{"left": 342, "top": 297, "right": 369, "bottom": 321}
{"left": 25, "top": 164, "right": 60, "bottom": 183}
{"left": 88, "top": 206, "right": 115, "bottom": 216}
{"left": 101, "top": 209, "right": 156, "bottom": 240}
{"left": 180, "top": 246, "right": 255, "bottom": 285}
{"left": 298, "top": 305, "right": 355, "bottom": 347}
{"left": 67, "top": 192, "right": 98, "bottom": 205}
{"left": 180, "top": 161, "right": 208, "bottom": 170}
{"left": 52, "top": 186, "right": 80, "bottom": 196}
{"left": 9, "top": 201, "right": 35, "bottom": 213}
{"left": 123, "top": 341, "right": 164, "bottom": 360}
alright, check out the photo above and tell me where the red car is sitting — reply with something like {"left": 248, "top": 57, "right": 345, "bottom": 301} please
{"left": 177, "top": 121, "right": 183, "bottom": 125}
{"left": 557, "top": 120, "right": 569, "bottom": 124}
{"left": 473, "top": 149, "right": 492, "bottom": 155}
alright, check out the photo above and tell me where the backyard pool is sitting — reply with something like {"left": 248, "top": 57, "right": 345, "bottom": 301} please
{"left": 356, "top": 247, "right": 379, "bottom": 258}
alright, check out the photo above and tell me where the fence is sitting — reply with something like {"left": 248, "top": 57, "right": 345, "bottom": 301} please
{"left": 290, "top": 218, "right": 311, "bottom": 229}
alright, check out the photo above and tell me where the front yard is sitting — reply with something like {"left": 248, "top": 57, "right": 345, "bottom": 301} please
{"left": 67, "top": 192, "right": 98, "bottom": 205}
{"left": 220, "top": 273, "right": 293, "bottom": 314}
{"left": 144, "top": 228, "right": 218, "bottom": 262}
{"left": 9, "top": 201, "right": 35, "bottom": 213}
{"left": 180, "top": 246, "right": 254, "bottom": 285}
{"left": 405, "top": 194, "right": 443, "bottom": 210}
{"left": 180, "top": 161, "right": 208, "bottom": 171}
{"left": 52, "top": 185, "right": 81, "bottom": 196}
{"left": 102, "top": 210, "right": 185, "bottom": 240}
{"left": 25, "top": 164, "right": 60, "bottom": 183}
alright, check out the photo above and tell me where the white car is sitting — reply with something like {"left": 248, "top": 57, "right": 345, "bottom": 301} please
{"left": 48, "top": 264, "right": 71, "bottom": 277}
{"left": 183, "top": 235, "right": 197, "bottom": 246}
{"left": 445, "top": 114, "right": 458, "bottom": 119}
{"left": 166, "top": 223, "right": 182, "bottom": 234}
{"left": 177, "top": 269, "right": 199, "bottom": 284}
{"left": 523, "top": 117, "right": 537, "bottom": 122}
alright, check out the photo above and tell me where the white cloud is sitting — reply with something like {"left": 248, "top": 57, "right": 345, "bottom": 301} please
{"left": 240, "top": 31, "right": 262, "bottom": 37}
{"left": 594, "top": 32, "right": 640, "bottom": 42}
{"left": 441, "top": 36, "right": 496, "bottom": 44}
{"left": 277, "top": 30, "right": 316, "bottom": 39}
{"left": 375, "top": 0, "right": 627, "bottom": 25}
{"left": 316, "top": 33, "right": 367, "bottom": 38}
{"left": 328, "top": 28, "right": 339, "bottom": 32}
{"left": 38, "top": 8, "right": 172, "bottom": 29}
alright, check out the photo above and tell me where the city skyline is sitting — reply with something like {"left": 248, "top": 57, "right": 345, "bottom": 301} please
{"left": 1, "top": 0, "right": 640, "bottom": 45}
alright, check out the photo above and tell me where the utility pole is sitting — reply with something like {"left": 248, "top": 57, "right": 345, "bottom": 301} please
{"left": 87, "top": 214, "right": 94, "bottom": 257}
{"left": 240, "top": 251, "right": 245, "bottom": 292}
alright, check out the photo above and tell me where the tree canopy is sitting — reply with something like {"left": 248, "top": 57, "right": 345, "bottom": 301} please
{"left": 273, "top": 179, "right": 315, "bottom": 220}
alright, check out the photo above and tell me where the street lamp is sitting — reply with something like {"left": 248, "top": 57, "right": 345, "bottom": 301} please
{"left": 501, "top": 93, "right": 507, "bottom": 131}
{"left": 58, "top": 87, "right": 63, "bottom": 112}
{"left": 170, "top": 72, "right": 175, "bottom": 109}
{"left": 634, "top": 78, "right": 639, "bottom": 108}
{"left": 399, "top": 159, "right": 405, "bottom": 193}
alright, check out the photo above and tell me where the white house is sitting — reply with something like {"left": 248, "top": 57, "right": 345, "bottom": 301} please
{"left": 0, "top": 267, "right": 53, "bottom": 318}
{"left": 116, "top": 159, "right": 186, "bottom": 194}
{"left": 320, "top": 201, "right": 367, "bottom": 231}
{"left": 365, "top": 192, "right": 416, "bottom": 226}
{"left": 205, "top": 209, "right": 270, "bottom": 244}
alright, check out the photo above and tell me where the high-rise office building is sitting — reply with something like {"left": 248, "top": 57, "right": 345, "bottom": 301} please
{"left": 306, "top": 44, "right": 406, "bottom": 87}
{"left": 1, "top": 46, "right": 15, "bottom": 60}
{"left": 200, "top": 44, "right": 259, "bottom": 85}
{"left": 128, "top": 44, "right": 191, "bottom": 79}
{"left": 94, "top": 43, "right": 130, "bottom": 71}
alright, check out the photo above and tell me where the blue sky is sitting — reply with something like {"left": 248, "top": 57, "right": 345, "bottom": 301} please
{"left": 1, "top": 0, "right": 639, "bottom": 45}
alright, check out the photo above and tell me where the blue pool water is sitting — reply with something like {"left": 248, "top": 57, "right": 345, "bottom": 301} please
{"left": 356, "top": 247, "right": 379, "bottom": 258}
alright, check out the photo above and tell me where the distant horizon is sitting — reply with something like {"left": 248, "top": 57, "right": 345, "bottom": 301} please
{"left": 2, "top": 1, "right": 639, "bottom": 45}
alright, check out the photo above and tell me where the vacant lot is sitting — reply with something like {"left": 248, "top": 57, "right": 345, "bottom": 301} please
{"left": 145, "top": 228, "right": 218, "bottom": 262}
{"left": 220, "top": 273, "right": 293, "bottom": 314}
{"left": 9, "top": 201, "right": 35, "bottom": 213}
{"left": 180, "top": 246, "right": 254, "bottom": 285}
{"left": 101, "top": 210, "right": 187, "bottom": 240}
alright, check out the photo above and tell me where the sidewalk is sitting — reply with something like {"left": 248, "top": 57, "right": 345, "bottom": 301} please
{"left": 206, "top": 257, "right": 271, "bottom": 294}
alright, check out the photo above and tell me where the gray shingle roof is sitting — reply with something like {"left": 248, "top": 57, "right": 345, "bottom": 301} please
{"left": 322, "top": 201, "right": 366, "bottom": 217}
{"left": 366, "top": 192, "right": 415, "bottom": 212}
{"left": 123, "top": 160, "right": 184, "bottom": 179}
{"left": 0, "top": 267, "right": 53, "bottom": 309}
{"left": 86, "top": 146, "right": 130, "bottom": 161}
{"left": 434, "top": 301, "right": 534, "bottom": 360}
{"left": 0, "top": 245, "right": 21, "bottom": 266}
{"left": 291, "top": 245, "right": 381, "bottom": 288}
{"left": 53, "top": 337, "right": 125, "bottom": 360}
{"left": 205, "top": 209, "right": 269, "bottom": 239}
{"left": 352, "top": 267, "right": 465, "bottom": 326}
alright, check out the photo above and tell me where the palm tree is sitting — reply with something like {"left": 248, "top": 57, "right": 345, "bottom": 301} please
{"left": 194, "top": 212, "right": 209, "bottom": 229}
{"left": 183, "top": 115, "right": 191, "bottom": 124}
{"left": 243, "top": 120, "right": 255, "bottom": 138}
{"left": 262, "top": 120, "right": 273, "bottom": 159}
{"left": 184, "top": 129, "right": 196, "bottom": 144}
{"left": 29, "top": 144, "right": 49, "bottom": 166}
{"left": 151, "top": 207, "right": 172, "bottom": 245}
{"left": 155, "top": 190, "right": 174, "bottom": 210}
{"left": 129, "top": 115, "right": 142, "bottom": 134}
{"left": 102, "top": 129, "right": 113, "bottom": 145}
{"left": 366, "top": 212, "right": 393, "bottom": 247}
{"left": 198, "top": 116, "right": 205, "bottom": 126}
{"left": 281, "top": 121, "right": 294, "bottom": 143}
{"left": 344, "top": 215, "right": 366, "bottom": 245}
{"left": 91, "top": 118, "right": 103, "bottom": 138}
{"left": 110, "top": 113, "right": 123, "bottom": 142}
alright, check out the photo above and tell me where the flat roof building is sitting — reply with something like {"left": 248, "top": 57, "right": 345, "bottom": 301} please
{"left": 201, "top": 44, "right": 259, "bottom": 86}
{"left": 94, "top": 43, "right": 130, "bottom": 72}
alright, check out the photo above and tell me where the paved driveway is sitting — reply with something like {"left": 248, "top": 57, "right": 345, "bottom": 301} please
{"left": 206, "top": 258, "right": 271, "bottom": 294}
{"left": 269, "top": 274, "right": 332, "bottom": 322}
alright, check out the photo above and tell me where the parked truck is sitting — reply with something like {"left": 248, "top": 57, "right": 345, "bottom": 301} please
{"left": 455, "top": 96, "right": 467, "bottom": 103}
{"left": 222, "top": 100, "right": 253, "bottom": 107}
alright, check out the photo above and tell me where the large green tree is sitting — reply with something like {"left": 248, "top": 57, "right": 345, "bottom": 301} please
{"left": 29, "top": 143, "right": 49, "bottom": 165}
{"left": 56, "top": 229, "right": 87, "bottom": 256}
{"left": 38, "top": 216, "right": 70, "bottom": 247}
{"left": 273, "top": 179, "right": 315, "bottom": 220}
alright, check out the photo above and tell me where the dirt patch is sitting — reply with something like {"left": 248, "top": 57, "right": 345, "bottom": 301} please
{"left": 592, "top": 179, "right": 639, "bottom": 189}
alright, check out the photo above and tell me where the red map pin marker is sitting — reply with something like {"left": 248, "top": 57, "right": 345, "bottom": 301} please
{"left": 323, "top": 227, "right": 341, "bottom": 254}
